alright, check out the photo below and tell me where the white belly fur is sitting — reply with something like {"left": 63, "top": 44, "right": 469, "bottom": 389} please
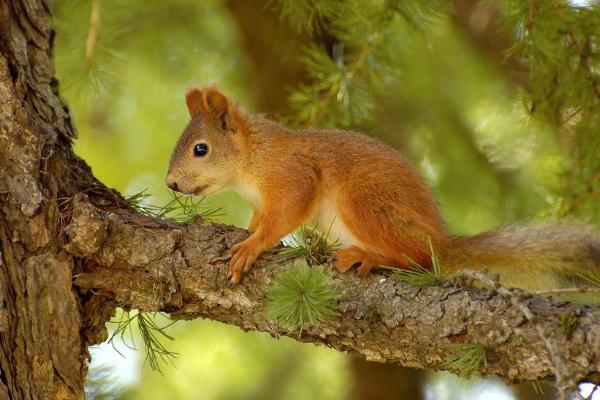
{"left": 235, "top": 181, "right": 357, "bottom": 247}
{"left": 313, "top": 196, "right": 359, "bottom": 247}
{"left": 234, "top": 181, "right": 262, "bottom": 209}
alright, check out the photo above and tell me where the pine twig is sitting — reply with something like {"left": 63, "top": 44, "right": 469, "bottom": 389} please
{"left": 85, "top": 0, "right": 101, "bottom": 71}
{"left": 530, "top": 287, "right": 600, "bottom": 295}
{"left": 307, "top": 32, "right": 383, "bottom": 126}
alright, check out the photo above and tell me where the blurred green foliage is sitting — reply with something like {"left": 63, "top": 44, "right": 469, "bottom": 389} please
{"left": 121, "top": 318, "right": 350, "bottom": 400}
{"left": 52, "top": 0, "right": 600, "bottom": 398}
{"left": 54, "top": 0, "right": 254, "bottom": 225}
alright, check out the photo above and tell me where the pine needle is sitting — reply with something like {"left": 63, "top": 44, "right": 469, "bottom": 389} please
{"left": 531, "top": 380, "right": 545, "bottom": 396}
{"left": 441, "top": 343, "right": 487, "bottom": 381}
{"left": 393, "top": 238, "right": 443, "bottom": 287}
{"left": 265, "top": 0, "right": 338, "bottom": 34}
{"left": 107, "top": 310, "right": 177, "bottom": 374}
{"left": 265, "top": 260, "right": 339, "bottom": 335}
{"left": 558, "top": 313, "right": 577, "bottom": 337}
{"left": 558, "top": 271, "right": 600, "bottom": 304}
{"left": 578, "top": 271, "right": 600, "bottom": 288}
{"left": 125, "top": 189, "right": 222, "bottom": 224}
{"left": 280, "top": 224, "right": 340, "bottom": 265}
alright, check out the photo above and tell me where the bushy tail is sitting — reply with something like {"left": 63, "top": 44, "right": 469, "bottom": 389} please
{"left": 440, "top": 221, "right": 600, "bottom": 291}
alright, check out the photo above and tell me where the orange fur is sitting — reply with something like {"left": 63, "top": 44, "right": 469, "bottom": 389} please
{"left": 167, "top": 87, "right": 600, "bottom": 289}
{"left": 333, "top": 246, "right": 397, "bottom": 277}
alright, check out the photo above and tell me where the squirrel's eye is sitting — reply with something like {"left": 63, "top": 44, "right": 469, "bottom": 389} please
{"left": 193, "top": 143, "right": 209, "bottom": 157}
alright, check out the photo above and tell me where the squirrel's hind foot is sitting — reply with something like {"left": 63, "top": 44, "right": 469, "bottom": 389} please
{"left": 333, "top": 246, "right": 377, "bottom": 277}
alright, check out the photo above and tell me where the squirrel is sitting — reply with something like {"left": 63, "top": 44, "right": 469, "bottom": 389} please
{"left": 166, "top": 86, "right": 600, "bottom": 289}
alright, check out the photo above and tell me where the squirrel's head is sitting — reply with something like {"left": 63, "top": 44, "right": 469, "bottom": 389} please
{"left": 166, "top": 87, "right": 246, "bottom": 196}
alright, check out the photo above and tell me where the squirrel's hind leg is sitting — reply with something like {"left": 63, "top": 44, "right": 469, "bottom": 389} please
{"left": 333, "top": 246, "right": 366, "bottom": 272}
{"left": 333, "top": 246, "right": 396, "bottom": 277}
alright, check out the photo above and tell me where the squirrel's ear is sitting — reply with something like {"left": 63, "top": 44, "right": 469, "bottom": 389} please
{"left": 185, "top": 88, "right": 204, "bottom": 117}
{"left": 202, "top": 87, "right": 239, "bottom": 132}
{"left": 201, "top": 87, "right": 230, "bottom": 116}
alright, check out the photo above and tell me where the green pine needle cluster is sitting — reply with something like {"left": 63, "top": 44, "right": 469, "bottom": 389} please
{"left": 579, "top": 270, "right": 600, "bottom": 287}
{"left": 125, "top": 189, "right": 222, "bottom": 224}
{"left": 494, "top": 1, "right": 600, "bottom": 220}
{"left": 393, "top": 238, "right": 443, "bottom": 287}
{"left": 266, "top": 0, "right": 338, "bottom": 34}
{"left": 265, "top": 261, "right": 339, "bottom": 335}
{"left": 557, "top": 313, "right": 577, "bottom": 337}
{"left": 564, "top": 271, "right": 600, "bottom": 304}
{"left": 441, "top": 343, "right": 487, "bottom": 381}
{"left": 108, "top": 311, "right": 177, "bottom": 374}
{"left": 280, "top": 224, "right": 340, "bottom": 265}
{"left": 53, "top": 0, "right": 131, "bottom": 110}
{"left": 285, "top": 0, "right": 450, "bottom": 129}
{"left": 287, "top": 1, "right": 391, "bottom": 128}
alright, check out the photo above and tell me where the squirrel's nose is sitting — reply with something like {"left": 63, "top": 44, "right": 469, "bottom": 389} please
{"left": 166, "top": 176, "right": 179, "bottom": 192}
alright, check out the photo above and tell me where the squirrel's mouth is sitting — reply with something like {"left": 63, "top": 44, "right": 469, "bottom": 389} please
{"left": 193, "top": 185, "right": 209, "bottom": 196}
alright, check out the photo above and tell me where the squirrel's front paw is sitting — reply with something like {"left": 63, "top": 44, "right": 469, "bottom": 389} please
{"left": 228, "top": 241, "right": 258, "bottom": 284}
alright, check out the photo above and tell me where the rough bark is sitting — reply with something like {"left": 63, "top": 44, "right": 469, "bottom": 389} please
{"left": 0, "top": 0, "right": 122, "bottom": 398}
{"left": 0, "top": 1, "right": 599, "bottom": 400}
{"left": 65, "top": 199, "right": 600, "bottom": 385}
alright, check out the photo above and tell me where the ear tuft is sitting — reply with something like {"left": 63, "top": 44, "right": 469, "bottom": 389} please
{"left": 185, "top": 86, "right": 242, "bottom": 133}
{"left": 201, "top": 87, "right": 230, "bottom": 116}
{"left": 203, "top": 87, "right": 238, "bottom": 132}
{"left": 185, "top": 88, "right": 204, "bottom": 117}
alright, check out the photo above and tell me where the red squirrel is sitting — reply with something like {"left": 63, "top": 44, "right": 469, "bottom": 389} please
{"left": 166, "top": 87, "right": 600, "bottom": 289}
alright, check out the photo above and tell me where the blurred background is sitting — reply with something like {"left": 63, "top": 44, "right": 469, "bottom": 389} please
{"left": 52, "top": 0, "right": 600, "bottom": 398}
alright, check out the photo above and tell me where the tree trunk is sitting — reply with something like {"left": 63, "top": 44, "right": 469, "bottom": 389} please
{"left": 0, "top": 1, "right": 121, "bottom": 398}
{"left": 224, "top": 0, "right": 310, "bottom": 115}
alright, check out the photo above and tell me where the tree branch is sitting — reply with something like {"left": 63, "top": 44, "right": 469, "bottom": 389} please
{"left": 65, "top": 197, "right": 600, "bottom": 385}
{"left": 450, "top": 0, "right": 530, "bottom": 91}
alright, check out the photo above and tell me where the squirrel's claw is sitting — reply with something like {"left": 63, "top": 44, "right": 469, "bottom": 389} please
{"left": 356, "top": 259, "right": 375, "bottom": 277}
{"left": 228, "top": 241, "right": 257, "bottom": 284}
{"left": 228, "top": 271, "right": 242, "bottom": 285}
